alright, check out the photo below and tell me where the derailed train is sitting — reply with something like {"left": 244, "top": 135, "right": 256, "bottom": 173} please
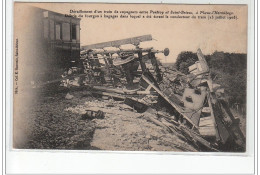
{"left": 61, "top": 34, "right": 245, "bottom": 151}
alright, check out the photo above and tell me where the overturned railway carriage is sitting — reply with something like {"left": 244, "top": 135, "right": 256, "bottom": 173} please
{"left": 61, "top": 35, "right": 245, "bottom": 151}
{"left": 19, "top": 6, "right": 81, "bottom": 84}
{"left": 42, "top": 10, "right": 81, "bottom": 69}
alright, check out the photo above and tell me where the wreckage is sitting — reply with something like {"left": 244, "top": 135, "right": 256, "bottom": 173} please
{"left": 56, "top": 34, "right": 245, "bottom": 151}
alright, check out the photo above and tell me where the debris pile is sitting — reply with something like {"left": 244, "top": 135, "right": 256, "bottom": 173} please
{"left": 28, "top": 35, "right": 245, "bottom": 151}
{"left": 65, "top": 97, "right": 197, "bottom": 151}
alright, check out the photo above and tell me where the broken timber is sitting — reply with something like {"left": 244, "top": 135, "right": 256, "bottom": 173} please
{"left": 82, "top": 34, "right": 153, "bottom": 50}
{"left": 144, "top": 108, "right": 218, "bottom": 151}
{"left": 141, "top": 74, "right": 199, "bottom": 129}
{"left": 92, "top": 85, "right": 157, "bottom": 95}
{"left": 91, "top": 90, "right": 149, "bottom": 113}
{"left": 92, "top": 91, "right": 125, "bottom": 100}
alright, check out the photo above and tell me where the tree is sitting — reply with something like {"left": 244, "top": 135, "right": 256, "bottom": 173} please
{"left": 174, "top": 51, "right": 247, "bottom": 107}
{"left": 175, "top": 51, "right": 198, "bottom": 74}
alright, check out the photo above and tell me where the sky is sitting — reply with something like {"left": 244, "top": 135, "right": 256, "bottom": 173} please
{"left": 28, "top": 3, "right": 248, "bottom": 63}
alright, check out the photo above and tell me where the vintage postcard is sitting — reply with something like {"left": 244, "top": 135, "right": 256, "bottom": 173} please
{"left": 13, "top": 2, "right": 247, "bottom": 152}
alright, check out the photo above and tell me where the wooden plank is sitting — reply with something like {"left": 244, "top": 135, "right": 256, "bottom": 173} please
{"left": 207, "top": 95, "right": 221, "bottom": 142}
{"left": 141, "top": 75, "right": 198, "bottom": 129}
{"left": 93, "top": 86, "right": 136, "bottom": 94}
{"left": 162, "top": 89, "right": 183, "bottom": 106}
{"left": 86, "top": 106, "right": 140, "bottom": 117}
{"left": 202, "top": 107, "right": 211, "bottom": 113}
{"left": 180, "top": 125, "right": 219, "bottom": 152}
{"left": 82, "top": 34, "right": 153, "bottom": 50}
{"left": 199, "top": 117, "right": 215, "bottom": 127}
{"left": 143, "top": 112, "right": 170, "bottom": 131}
{"left": 213, "top": 109, "right": 230, "bottom": 144}
{"left": 196, "top": 48, "right": 209, "bottom": 74}
{"left": 92, "top": 91, "right": 125, "bottom": 100}
{"left": 199, "top": 126, "right": 216, "bottom": 137}
{"left": 92, "top": 85, "right": 154, "bottom": 95}
{"left": 185, "top": 110, "right": 202, "bottom": 126}
{"left": 197, "top": 96, "right": 218, "bottom": 140}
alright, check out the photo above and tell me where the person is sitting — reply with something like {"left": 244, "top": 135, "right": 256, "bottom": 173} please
{"left": 119, "top": 53, "right": 139, "bottom": 89}
{"left": 121, "top": 59, "right": 139, "bottom": 88}
{"left": 86, "top": 50, "right": 106, "bottom": 84}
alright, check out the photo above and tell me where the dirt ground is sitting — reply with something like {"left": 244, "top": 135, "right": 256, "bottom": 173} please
{"left": 14, "top": 87, "right": 197, "bottom": 151}
{"left": 13, "top": 83, "right": 246, "bottom": 152}
{"left": 14, "top": 88, "right": 96, "bottom": 150}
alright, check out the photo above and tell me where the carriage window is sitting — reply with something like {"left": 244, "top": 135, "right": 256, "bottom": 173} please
{"left": 76, "top": 25, "right": 80, "bottom": 41}
{"left": 55, "top": 23, "right": 62, "bottom": 40}
{"left": 72, "top": 24, "right": 76, "bottom": 40}
{"left": 62, "top": 23, "right": 70, "bottom": 41}
{"left": 43, "top": 19, "right": 49, "bottom": 39}
{"left": 50, "top": 20, "right": 54, "bottom": 40}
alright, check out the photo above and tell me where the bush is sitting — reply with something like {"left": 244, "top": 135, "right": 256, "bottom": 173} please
{"left": 175, "top": 51, "right": 247, "bottom": 106}
{"left": 175, "top": 51, "right": 198, "bottom": 74}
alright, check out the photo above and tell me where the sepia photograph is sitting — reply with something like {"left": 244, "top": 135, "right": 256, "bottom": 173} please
{"left": 13, "top": 2, "right": 247, "bottom": 152}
